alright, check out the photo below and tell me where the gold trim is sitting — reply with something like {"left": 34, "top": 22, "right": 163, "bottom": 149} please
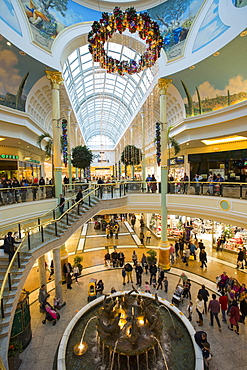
{"left": 219, "top": 200, "right": 231, "bottom": 212}
{"left": 158, "top": 78, "right": 172, "bottom": 94}
{"left": 45, "top": 70, "right": 64, "bottom": 89}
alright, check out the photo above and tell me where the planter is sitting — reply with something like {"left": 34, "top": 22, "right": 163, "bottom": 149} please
{"left": 8, "top": 354, "right": 22, "bottom": 370}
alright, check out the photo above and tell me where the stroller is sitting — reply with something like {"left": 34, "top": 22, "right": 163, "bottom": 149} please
{"left": 42, "top": 302, "right": 60, "bottom": 326}
{"left": 172, "top": 285, "right": 184, "bottom": 307}
{"left": 87, "top": 278, "right": 97, "bottom": 302}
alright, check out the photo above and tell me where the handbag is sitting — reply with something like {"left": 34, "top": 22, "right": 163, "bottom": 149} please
{"left": 189, "top": 255, "right": 194, "bottom": 260}
{"left": 229, "top": 317, "right": 237, "bottom": 326}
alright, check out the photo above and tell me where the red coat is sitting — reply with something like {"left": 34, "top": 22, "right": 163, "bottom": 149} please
{"left": 230, "top": 305, "right": 240, "bottom": 322}
{"left": 219, "top": 295, "right": 228, "bottom": 311}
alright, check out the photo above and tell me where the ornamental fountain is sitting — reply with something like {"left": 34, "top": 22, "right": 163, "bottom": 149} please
{"left": 58, "top": 289, "right": 203, "bottom": 370}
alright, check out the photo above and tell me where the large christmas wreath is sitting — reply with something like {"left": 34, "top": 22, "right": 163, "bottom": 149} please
{"left": 88, "top": 7, "right": 163, "bottom": 75}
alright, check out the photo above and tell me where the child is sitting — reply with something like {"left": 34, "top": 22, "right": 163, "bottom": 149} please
{"left": 164, "top": 277, "right": 168, "bottom": 293}
{"left": 202, "top": 342, "right": 212, "bottom": 370}
{"left": 53, "top": 296, "right": 60, "bottom": 309}
{"left": 144, "top": 281, "right": 151, "bottom": 293}
{"left": 152, "top": 276, "right": 157, "bottom": 289}
{"left": 122, "top": 268, "right": 126, "bottom": 286}
{"left": 187, "top": 301, "right": 193, "bottom": 321}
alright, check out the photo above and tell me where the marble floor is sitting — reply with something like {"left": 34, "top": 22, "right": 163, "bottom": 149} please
{"left": 19, "top": 218, "right": 247, "bottom": 370}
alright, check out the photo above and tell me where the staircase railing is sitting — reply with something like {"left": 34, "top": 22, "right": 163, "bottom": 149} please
{"left": 0, "top": 186, "right": 91, "bottom": 240}
{"left": 0, "top": 186, "right": 99, "bottom": 320}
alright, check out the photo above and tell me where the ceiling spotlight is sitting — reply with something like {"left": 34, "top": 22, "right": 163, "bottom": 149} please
{"left": 213, "top": 51, "right": 220, "bottom": 56}
{"left": 19, "top": 51, "right": 26, "bottom": 56}
{"left": 186, "top": 143, "right": 189, "bottom": 145}
{"left": 240, "top": 30, "right": 247, "bottom": 37}
{"left": 189, "top": 65, "right": 195, "bottom": 70}
{"left": 7, "top": 41, "right": 11, "bottom": 46}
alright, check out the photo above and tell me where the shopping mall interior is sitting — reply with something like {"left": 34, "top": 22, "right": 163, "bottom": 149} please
{"left": 0, "top": 0, "right": 247, "bottom": 369}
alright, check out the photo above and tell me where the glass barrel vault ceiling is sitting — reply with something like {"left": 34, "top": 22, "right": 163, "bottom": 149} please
{"left": 63, "top": 43, "right": 156, "bottom": 148}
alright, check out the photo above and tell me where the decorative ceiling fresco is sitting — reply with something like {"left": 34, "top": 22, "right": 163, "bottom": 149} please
{"left": 171, "top": 34, "right": 247, "bottom": 116}
{"left": 20, "top": 0, "right": 101, "bottom": 50}
{"left": 146, "top": 0, "right": 205, "bottom": 61}
{"left": 0, "top": 35, "right": 51, "bottom": 111}
{"left": 233, "top": 0, "right": 247, "bottom": 7}
{"left": 0, "top": 0, "right": 22, "bottom": 35}
{"left": 192, "top": 0, "right": 229, "bottom": 53}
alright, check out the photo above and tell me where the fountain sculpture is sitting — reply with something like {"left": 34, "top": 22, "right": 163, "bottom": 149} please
{"left": 64, "top": 288, "right": 198, "bottom": 370}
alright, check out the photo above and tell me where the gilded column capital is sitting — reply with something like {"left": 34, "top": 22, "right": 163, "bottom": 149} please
{"left": 158, "top": 78, "right": 172, "bottom": 94}
{"left": 45, "top": 69, "right": 64, "bottom": 90}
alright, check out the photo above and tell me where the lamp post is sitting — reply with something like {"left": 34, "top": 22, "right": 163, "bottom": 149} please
{"left": 158, "top": 78, "right": 172, "bottom": 271}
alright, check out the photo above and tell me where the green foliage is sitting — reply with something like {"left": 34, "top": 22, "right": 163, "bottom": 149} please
{"left": 121, "top": 145, "right": 141, "bottom": 166}
{"left": 72, "top": 145, "right": 93, "bottom": 170}
{"left": 167, "top": 126, "right": 180, "bottom": 156}
{"left": 74, "top": 255, "right": 83, "bottom": 272}
{"left": 146, "top": 249, "right": 157, "bottom": 265}
{"left": 37, "top": 133, "right": 53, "bottom": 158}
{"left": 222, "top": 225, "right": 234, "bottom": 239}
{"left": 40, "top": 0, "right": 69, "bottom": 16}
{"left": 8, "top": 341, "right": 23, "bottom": 357}
{"left": 195, "top": 86, "right": 202, "bottom": 114}
{"left": 181, "top": 80, "right": 193, "bottom": 116}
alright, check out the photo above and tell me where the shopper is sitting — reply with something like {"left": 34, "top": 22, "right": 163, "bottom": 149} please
{"left": 179, "top": 239, "right": 184, "bottom": 258}
{"left": 196, "top": 294, "right": 204, "bottom": 326}
{"left": 184, "top": 246, "right": 190, "bottom": 266}
{"left": 141, "top": 253, "right": 148, "bottom": 273}
{"left": 175, "top": 240, "right": 179, "bottom": 257}
{"left": 219, "top": 292, "right": 228, "bottom": 323}
{"left": 178, "top": 272, "right": 188, "bottom": 287}
{"left": 104, "top": 252, "right": 111, "bottom": 268}
{"left": 202, "top": 342, "right": 213, "bottom": 370}
{"left": 63, "top": 262, "right": 73, "bottom": 289}
{"left": 199, "top": 248, "right": 207, "bottom": 268}
{"left": 208, "top": 294, "right": 221, "bottom": 331}
{"left": 163, "top": 277, "right": 168, "bottom": 293}
{"left": 96, "top": 280, "right": 104, "bottom": 295}
{"left": 240, "top": 295, "right": 247, "bottom": 324}
{"left": 135, "top": 263, "right": 143, "bottom": 286}
{"left": 139, "top": 230, "right": 144, "bottom": 245}
{"left": 132, "top": 250, "right": 138, "bottom": 266}
{"left": 38, "top": 284, "right": 50, "bottom": 305}
{"left": 111, "top": 250, "right": 118, "bottom": 268}
{"left": 228, "top": 300, "right": 240, "bottom": 335}
{"left": 189, "top": 241, "right": 197, "bottom": 260}
{"left": 59, "top": 194, "right": 65, "bottom": 215}
{"left": 144, "top": 281, "right": 151, "bottom": 293}
{"left": 3, "top": 231, "right": 21, "bottom": 264}
{"left": 122, "top": 268, "right": 126, "bottom": 286}
{"left": 149, "top": 263, "right": 157, "bottom": 285}
{"left": 150, "top": 174, "right": 157, "bottom": 193}
{"left": 124, "top": 263, "right": 133, "bottom": 283}
{"left": 169, "top": 243, "right": 175, "bottom": 264}
{"left": 236, "top": 248, "right": 244, "bottom": 269}
{"left": 118, "top": 251, "right": 125, "bottom": 267}
{"left": 146, "top": 229, "right": 151, "bottom": 243}
{"left": 73, "top": 265, "right": 79, "bottom": 283}
{"left": 198, "top": 285, "right": 209, "bottom": 314}
{"left": 156, "top": 268, "right": 164, "bottom": 290}
{"left": 48, "top": 260, "right": 54, "bottom": 280}
{"left": 194, "top": 331, "right": 207, "bottom": 349}
{"left": 187, "top": 301, "right": 193, "bottom": 321}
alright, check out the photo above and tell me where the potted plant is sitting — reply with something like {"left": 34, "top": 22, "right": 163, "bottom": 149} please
{"left": 146, "top": 249, "right": 157, "bottom": 266}
{"left": 8, "top": 341, "right": 23, "bottom": 370}
{"left": 74, "top": 255, "right": 83, "bottom": 274}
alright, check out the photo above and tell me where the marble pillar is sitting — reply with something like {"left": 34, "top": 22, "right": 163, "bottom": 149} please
{"left": 53, "top": 247, "right": 64, "bottom": 305}
{"left": 65, "top": 108, "right": 72, "bottom": 189}
{"left": 38, "top": 255, "right": 46, "bottom": 287}
{"left": 158, "top": 78, "right": 172, "bottom": 271}
{"left": 45, "top": 70, "right": 64, "bottom": 198}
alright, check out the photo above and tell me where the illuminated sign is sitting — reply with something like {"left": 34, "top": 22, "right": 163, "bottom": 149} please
{"left": 169, "top": 156, "right": 184, "bottom": 165}
{"left": 0, "top": 154, "right": 19, "bottom": 159}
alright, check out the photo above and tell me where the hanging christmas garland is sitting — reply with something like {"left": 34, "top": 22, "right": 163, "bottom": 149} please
{"left": 88, "top": 7, "right": 163, "bottom": 75}
{"left": 121, "top": 145, "right": 141, "bottom": 166}
{"left": 155, "top": 122, "right": 161, "bottom": 166}
{"left": 61, "top": 119, "right": 68, "bottom": 167}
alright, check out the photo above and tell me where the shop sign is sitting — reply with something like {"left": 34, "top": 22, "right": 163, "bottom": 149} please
{"left": 0, "top": 154, "right": 19, "bottom": 159}
{"left": 169, "top": 155, "right": 184, "bottom": 165}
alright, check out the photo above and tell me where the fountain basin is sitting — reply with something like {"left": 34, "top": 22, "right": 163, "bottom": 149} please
{"left": 57, "top": 292, "right": 204, "bottom": 370}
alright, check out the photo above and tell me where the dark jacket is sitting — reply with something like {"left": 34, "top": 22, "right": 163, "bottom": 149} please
{"left": 149, "top": 264, "right": 157, "bottom": 274}
{"left": 135, "top": 265, "right": 143, "bottom": 275}
{"left": 194, "top": 331, "right": 207, "bottom": 349}
{"left": 199, "top": 251, "right": 207, "bottom": 262}
{"left": 240, "top": 299, "right": 247, "bottom": 316}
{"left": 124, "top": 263, "right": 133, "bottom": 272}
{"left": 3, "top": 236, "right": 20, "bottom": 254}
{"left": 63, "top": 262, "right": 72, "bottom": 274}
{"left": 158, "top": 270, "right": 165, "bottom": 282}
{"left": 198, "top": 288, "right": 209, "bottom": 302}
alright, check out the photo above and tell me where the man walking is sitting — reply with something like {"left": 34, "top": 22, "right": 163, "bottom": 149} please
{"left": 198, "top": 284, "right": 209, "bottom": 314}
{"left": 3, "top": 231, "right": 21, "bottom": 264}
{"left": 135, "top": 263, "right": 143, "bottom": 286}
{"left": 208, "top": 294, "right": 221, "bottom": 331}
{"left": 149, "top": 263, "right": 157, "bottom": 285}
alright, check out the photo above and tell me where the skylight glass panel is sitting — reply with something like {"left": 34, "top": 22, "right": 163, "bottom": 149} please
{"left": 82, "top": 61, "right": 93, "bottom": 71}
{"left": 68, "top": 50, "right": 77, "bottom": 64}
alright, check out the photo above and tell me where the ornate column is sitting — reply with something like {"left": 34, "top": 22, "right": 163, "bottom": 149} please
{"left": 65, "top": 108, "right": 72, "bottom": 189}
{"left": 158, "top": 78, "right": 172, "bottom": 271}
{"left": 38, "top": 255, "right": 46, "bottom": 287}
{"left": 140, "top": 111, "right": 146, "bottom": 181}
{"left": 46, "top": 70, "right": 64, "bottom": 198}
{"left": 53, "top": 247, "right": 65, "bottom": 306}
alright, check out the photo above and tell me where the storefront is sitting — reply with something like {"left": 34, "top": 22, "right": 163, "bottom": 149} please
{"left": 0, "top": 152, "right": 41, "bottom": 182}
{"left": 168, "top": 155, "right": 185, "bottom": 181}
{"left": 189, "top": 149, "right": 247, "bottom": 181}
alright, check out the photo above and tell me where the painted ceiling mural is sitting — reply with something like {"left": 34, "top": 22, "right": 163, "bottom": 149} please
{"left": 233, "top": 0, "right": 247, "bottom": 7}
{"left": 0, "top": 0, "right": 22, "bottom": 35}
{"left": 20, "top": 0, "right": 101, "bottom": 50}
{"left": 171, "top": 34, "right": 247, "bottom": 116}
{"left": 192, "top": 0, "right": 229, "bottom": 53}
{"left": 146, "top": 0, "right": 205, "bottom": 61}
{"left": 0, "top": 35, "right": 50, "bottom": 111}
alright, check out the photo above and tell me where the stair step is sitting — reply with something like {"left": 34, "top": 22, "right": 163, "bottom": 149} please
{"left": 0, "top": 326, "right": 9, "bottom": 338}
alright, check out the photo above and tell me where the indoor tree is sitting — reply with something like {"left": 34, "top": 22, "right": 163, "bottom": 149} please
{"left": 72, "top": 145, "right": 93, "bottom": 178}
{"left": 121, "top": 145, "right": 141, "bottom": 179}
